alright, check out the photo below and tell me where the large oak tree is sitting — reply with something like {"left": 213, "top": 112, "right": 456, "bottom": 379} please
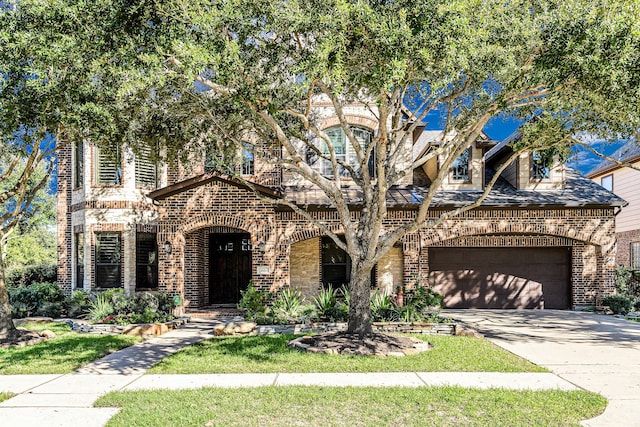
{"left": 1, "top": 0, "right": 639, "bottom": 336}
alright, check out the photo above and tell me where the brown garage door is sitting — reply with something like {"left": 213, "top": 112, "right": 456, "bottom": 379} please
{"left": 429, "top": 247, "right": 571, "bottom": 309}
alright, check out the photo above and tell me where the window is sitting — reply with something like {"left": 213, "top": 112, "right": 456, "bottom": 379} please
{"left": 241, "top": 147, "right": 254, "bottom": 175}
{"left": 135, "top": 147, "right": 158, "bottom": 188}
{"left": 136, "top": 233, "right": 158, "bottom": 290}
{"left": 601, "top": 174, "right": 613, "bottom": 192}
{"left": 75, "top": 232, "right": 84, "bottom": 289}
{"left": 95, "top": 147, "right": 123, "bottom": 186}
{"left": 531, "top": 151, "right": 550, "bottom": 180}
{"left": 321, "top": 236, "right": 376, "bottom": 288}
{"left": 95, "top": 232, "right": 122, "bottom": 288}
{"left": 631, "top": 243, "right": 640, "bottom": 270}
{"left": 451, "top": 148, "right": 471, "bottom": 182}
{"left": 319, "top": 126, "right": 375, "bottom": 178}
{"left": 74, "top": 141, "right": 83, "bottom": 189}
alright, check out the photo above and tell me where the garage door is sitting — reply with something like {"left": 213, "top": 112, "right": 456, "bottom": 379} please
{"left": 428, "top": 247, "right": 571, "bottom": 309}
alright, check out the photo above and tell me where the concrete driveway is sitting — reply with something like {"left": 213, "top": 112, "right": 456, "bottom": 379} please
{"left": 444, "top": 309, "right": 640, "bottom": 427}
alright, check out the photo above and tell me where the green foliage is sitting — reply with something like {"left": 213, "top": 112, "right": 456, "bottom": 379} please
{"left": 370, "top": 291, "right": 396, "bottom": 322}
{"left": 91, "top": 291, "right": 177, "bottom": 325}
{"left": 8, "top": 282, "right": 66, "bottom": 318}
{"left": 406, "top": 283, "right": 445, "bottom": 312}
{"left": 66, "top": 290, "right": 92, "bottom": 319}
{"left": 88, "top": 293, "right": 115, "bottom": 323}
{"left": 271, "top": 289, "right": 303, "bottom": 324}
{"left": 5, "top": 264, "right": 57, "bottom": 288}
{"left": 4, "top": 229, "right": 56, "bottom": 274}
{"left": 237, "top": 282, "right": 271, "bottom": 321}
{"left": 602, "top": 295, "right": 633, "bottom": 315}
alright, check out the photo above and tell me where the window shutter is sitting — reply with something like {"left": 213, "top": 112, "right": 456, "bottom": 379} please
{"left": 135, "top": 147, "right": 158, "bottom": 188}
{"left": 96, "top": 148, "right": 122, "bottom": 185}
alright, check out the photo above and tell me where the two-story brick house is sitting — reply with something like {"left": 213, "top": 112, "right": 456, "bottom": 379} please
{"left": 57, "top": 104, "right": 625, "bottom": 311}
{"left": 586, "top": 141, "right": 640, "bottom": 269}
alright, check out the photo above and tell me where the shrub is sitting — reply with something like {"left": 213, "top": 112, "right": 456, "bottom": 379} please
{"left": 238, "top": 282, "right": 270, "bottom": 320}
{"left": 66, "top": 291, "right": 92, "bottom": 318}
{"left": 6, "top": 264, "right": 57, "bottom": 288}
{"left": 602, "top": 295, "right": 633, "bottom": 314}
{"left": 8, "top": 282, "right": 65, "bottom": 318}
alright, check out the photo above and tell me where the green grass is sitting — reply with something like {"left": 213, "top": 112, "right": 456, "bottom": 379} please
{"left": 96, "top": 386, "right": 606, "bottom": 427}
{"left": 0, "top": 392, "right": 15, "bottom": 403}
{"left": 0, "top": 322, "right": 140, "bottom": 374}
{"left": 149, "top": 334, "right": 546, "bottom": 374}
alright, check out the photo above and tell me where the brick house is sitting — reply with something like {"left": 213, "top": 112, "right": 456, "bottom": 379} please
{"left": 586, "top": 141, "right": 640, "bottom": 269}
{"left": 57, "top": 105, "right": 625, "bottom": 311}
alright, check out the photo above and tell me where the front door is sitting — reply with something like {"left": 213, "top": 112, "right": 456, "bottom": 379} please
{"left": 209, "top": 233, "right": 252, "bottom": 304}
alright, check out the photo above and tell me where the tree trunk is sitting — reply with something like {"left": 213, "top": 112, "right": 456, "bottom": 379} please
{"left": 0, "top": 255, "right": 17, "bottom": 338}
{"left": 347, "top": 263, "right": 374, "bottom": 336}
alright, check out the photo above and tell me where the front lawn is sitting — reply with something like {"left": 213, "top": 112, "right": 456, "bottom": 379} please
{"left": 96, "top": 386, "right": 606, "bottom": 427}
{"left": 149, "top": 334, "right": 546, "bottom": 374}
{"left": 0, "top": 322, "right": 140, "bottom": 374}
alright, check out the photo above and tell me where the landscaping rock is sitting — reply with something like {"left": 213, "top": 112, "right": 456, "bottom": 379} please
{"left": 213, "top": 321, "right": 257, "bottom": 336}
{"left": 40, "top": 329, "right": 56, "bottom": 339}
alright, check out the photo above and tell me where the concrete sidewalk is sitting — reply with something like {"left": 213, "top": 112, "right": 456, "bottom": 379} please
{"left": 0, "top": 315, "right": 616, "bottom": 427}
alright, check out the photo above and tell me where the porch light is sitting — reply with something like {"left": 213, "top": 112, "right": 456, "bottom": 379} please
{"left": 258, "top": 241, "right": 266, "bottom": 253}
{"left": 163, "top": 240, "right": 173, "bottom": 255}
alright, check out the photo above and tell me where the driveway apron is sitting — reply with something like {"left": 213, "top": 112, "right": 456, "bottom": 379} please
{"left": 444, "top": 309, "right": 640, "bottom": 427}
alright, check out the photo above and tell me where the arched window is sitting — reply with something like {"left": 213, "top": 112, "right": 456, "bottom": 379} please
{"left": 318, "top": 126, "right": 375, "bottom": 178}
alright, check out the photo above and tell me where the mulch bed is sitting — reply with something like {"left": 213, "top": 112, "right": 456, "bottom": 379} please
{"left": 288, "top": 332, "right": 432, "bottom": 356}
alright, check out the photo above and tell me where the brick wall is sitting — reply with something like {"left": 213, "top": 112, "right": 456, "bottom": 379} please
{"left": 616, "top": 229, "right": 640, "bottom": 267}
{"left": 57, "top": 144, "right": 72, "bottom": 293}
{"left": 154, "top": 178, "right": 617, "bottom": 309}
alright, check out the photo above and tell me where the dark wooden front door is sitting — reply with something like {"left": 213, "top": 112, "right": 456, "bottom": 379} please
{"left": 209, "top": 233, "right": 252, "bottom": 304}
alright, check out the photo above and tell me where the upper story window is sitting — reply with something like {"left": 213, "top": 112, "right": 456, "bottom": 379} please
{"left": 531, "top": 151, "right": 550, "bottom": 180}
{"left": 451, "top": 148, "right": 471, "bottom": 182}
{"left": 319, "top": 126, "right": 375, "bottom": 178}
{"left": 95, "top": 147, "right": 123, "bottom": 186}
{"left": 73, "top": 141, "right": 83, "bottom": 189}
{"left": 601, "top": 174, "right": 613, "bottom": 192}
{"left": 241, "top": 145, "right": 254, "bottom": 175}
{"left": 135, "top": 147, "right": 158, "bottom": 188}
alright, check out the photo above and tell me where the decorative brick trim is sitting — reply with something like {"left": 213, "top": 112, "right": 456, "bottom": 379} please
{"left": 319, "top": 114, "right": 379, "bottom": 131}
{"left": 430, "top": 234, "right": 573, "bottom": 247}
{"left": 71, "top": 200, "right": 156, "bottom": 212}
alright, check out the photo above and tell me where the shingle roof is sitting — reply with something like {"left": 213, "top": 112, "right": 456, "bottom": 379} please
{"left": 283, "top": 169, "right": 626, "bottom": 209}
{"left": 586, "top": 141, "right": 640, "bottom": 178}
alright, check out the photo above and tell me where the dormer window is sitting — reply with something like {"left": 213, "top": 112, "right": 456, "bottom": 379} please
{"left": 531, "top": 151, "right": 550, "bottom": 180}
{"left": 451, "top": 148, "right": 471, "bottom": 182}
{"left": 319, "top": 126, "right": 375, "bottom": 178}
